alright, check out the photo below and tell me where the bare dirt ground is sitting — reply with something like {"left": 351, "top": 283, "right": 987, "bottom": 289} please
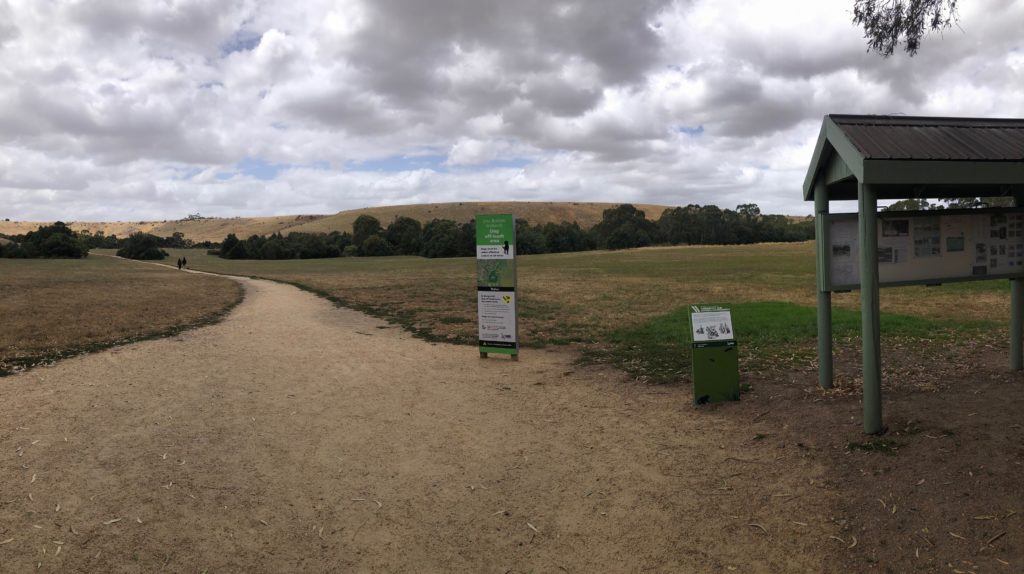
{"left": 1, "top": 275, "right": 1021, "bottom": 573}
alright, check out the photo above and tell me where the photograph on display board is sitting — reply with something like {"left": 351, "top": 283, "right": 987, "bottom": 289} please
{"left": 877, "top": 247, "right": 897, "bottom": 264}
{"left": 912, "top": 218, "right": 941, "bottom": 258}
{"left": 882, "top": 219, "right": 910, "bottom": 237}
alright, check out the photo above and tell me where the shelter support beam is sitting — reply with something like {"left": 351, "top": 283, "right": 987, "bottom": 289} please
{"left": 815, "top": 182, "right": 833, "bottom": 389}
{"left": 1012, "top": 280, "right": 1022, "bottom": 370}
{"left": 859, "top": 183, "right": 883, "bottom": 434}
{"left": 1012, "top": 192, "right": 1024, "bottom": 371}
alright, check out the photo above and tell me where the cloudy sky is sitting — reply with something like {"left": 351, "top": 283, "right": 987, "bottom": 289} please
{"left": 1, "top": 0, "right": 1022, "bottom": 221}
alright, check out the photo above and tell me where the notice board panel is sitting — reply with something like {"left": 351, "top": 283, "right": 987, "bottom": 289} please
{"left": 828, "top": 208, "right": 1024, "bottom": 290}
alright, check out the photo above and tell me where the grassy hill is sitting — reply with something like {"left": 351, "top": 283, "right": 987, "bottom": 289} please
{"left": 0, "top": 202, "right": 671, "bottom": 243}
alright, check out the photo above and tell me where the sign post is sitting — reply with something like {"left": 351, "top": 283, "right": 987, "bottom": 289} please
{"left": 689, "top": 304, "right": 739, "bottom": 405}
{"left": 476, "top": 214, "right": 519, "bottom": 360}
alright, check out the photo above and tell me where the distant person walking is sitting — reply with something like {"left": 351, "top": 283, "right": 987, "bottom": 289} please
{"left": 177, "top": 258, "right": 182, "bottom": 270}
{"left": 182, "top": 257, "right": 187, "bottom": 269}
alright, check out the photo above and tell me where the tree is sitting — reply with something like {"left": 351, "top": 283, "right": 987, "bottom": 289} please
{"left": 221, "top": 233, "right": 240, "bottom": 256}
{"left": 420, "top": 219, "right": 464, "bottom": 258}
{"left": 940, "top": 196, "right": 1014, "bottom": 209}
{"left": 591, "top": 204, "right": 662, "bottom": 250}
{"left": 515, "top": 219, "right": 548, "bottom": 255}
{"left": 852, "top": 0, "right": 958, "bottom": 57}
{"left": 542, "top": 221, "right": 593, "bottom": 253}
{"left": 885, "top": 198, "right": 935, "bottom": 211}
{"left": 116, "top": 233, "right": 167, "bottom": 260}
{"left": 360, "top": 234, "right": 394, "bottom": 257}
{"left": 11, "top": 222, "right": 90, "bottom": 258}
{"left": 352, "top": 215, "right": 383, "bottom": 250}
{"left": 385, "top": 216, "right": 422, "bottom": 255}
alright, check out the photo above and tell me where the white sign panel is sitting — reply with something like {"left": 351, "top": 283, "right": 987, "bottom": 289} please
{"left": 477, "top": 291, "right": 517, "bottom": 345}
{"left": 690, "top": 309, "right": 734, "bottom": 342}
{"left": 476, "top": 243, "right": 514, "bottom": 259}
{"left": 828, "top": 210, "right": 1024, "bottom": 289}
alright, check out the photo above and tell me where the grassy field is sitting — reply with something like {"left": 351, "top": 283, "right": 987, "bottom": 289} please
{"left": 151, "top": 242, "right": 1008, "bottom": 384}
{"left": 0, "top": 255, "right": 242, "bottom": 375}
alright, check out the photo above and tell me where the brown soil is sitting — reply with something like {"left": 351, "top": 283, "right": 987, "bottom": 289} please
{"left": 1, "top": 276, "right": 1021, "bottom": 572}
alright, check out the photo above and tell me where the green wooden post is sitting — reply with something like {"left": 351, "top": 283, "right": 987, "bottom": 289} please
{"left": 815, "top": 182, "right": 833, "bottom": 389}
{"left": 1012, "top": 192, "right": 1024, "bottom": 371}
{"left": 859, "top": 183, "right": 883, "bottom": 434}
{"left": 1012, "top": 279, "right": 1022, "bottom": 370}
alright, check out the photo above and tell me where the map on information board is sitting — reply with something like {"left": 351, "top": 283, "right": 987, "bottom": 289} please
{"left": 827, "top": 208, "right": 1024, "bottom": 290}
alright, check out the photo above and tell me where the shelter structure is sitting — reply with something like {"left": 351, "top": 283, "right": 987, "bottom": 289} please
{"left": 803, "top": 114, "right": 1024, "bottom": 434}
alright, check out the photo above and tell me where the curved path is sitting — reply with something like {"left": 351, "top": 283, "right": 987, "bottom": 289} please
{"left": 1, "top": 276, "right": 829, "bottom": 572}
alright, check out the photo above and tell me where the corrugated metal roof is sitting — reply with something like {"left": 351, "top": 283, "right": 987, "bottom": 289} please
{"left": 831, "top": 114, "right": 1024, "bottom": 161}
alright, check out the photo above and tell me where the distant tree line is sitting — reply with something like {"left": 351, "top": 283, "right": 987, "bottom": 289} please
{"left": 0, "top": 225, "right": 217, "bottom": 260}
{"left": 0, "top": 204, "right": 814, "bottom": 261}
{"left": 214, "top": 203, "right": 814, "bottom": 260}
{"left": 885, "top": 197, "right": 1016, "bottom": 211}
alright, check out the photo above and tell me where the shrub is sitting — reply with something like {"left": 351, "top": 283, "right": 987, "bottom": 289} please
{"left": 116, "top": 233, "right": 167, "bottom": 260}
{"left": 2, "top": 222, "right": 89, "bottom": 258}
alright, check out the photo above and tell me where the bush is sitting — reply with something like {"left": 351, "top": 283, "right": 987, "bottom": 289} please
{"left": 2, "top": 222, "right": 89, "bottom": 258}
{"left": 116, "top": 233, "right": 167, "bottom": 260}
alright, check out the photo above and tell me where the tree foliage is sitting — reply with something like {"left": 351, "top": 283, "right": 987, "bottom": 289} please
{"left": 0, "top": 222, "right": 89, "bottom": 258}
{"left": 385, "top": 216, "right": 423, "bottom": 255}
{"left": 591, "top": 204, "right": 662, "bottom": 250}
{"left": 211, "top": 203, "right": 814, "bottom": 261}
{"left": 352, "top": 215, "right": 383, "bottom": 250}
{"left": 852, "top": 0, "right": 958, "bottom": 57}
{"left": 116, "top": 232, "right": 167, "bottom": 260}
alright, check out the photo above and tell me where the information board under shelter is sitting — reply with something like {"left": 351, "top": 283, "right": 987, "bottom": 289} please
{"left": 827, "top": 208, "right": 1024, "bottom": 290}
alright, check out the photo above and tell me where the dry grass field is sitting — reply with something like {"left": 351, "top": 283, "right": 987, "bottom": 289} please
{"left": 157, "top": 241, "right": 1007, "bottom": 349}
{"left": 0, "top": 201, "right": 671, "bottom": 243}
{"left": 0, "top": 255, "right": 242, "bottom": 374}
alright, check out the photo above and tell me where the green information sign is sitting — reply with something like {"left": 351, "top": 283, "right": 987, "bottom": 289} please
{"left": 689, "top": 304, "right": 739, "bottom": 405}
{"left": 476, "top": 214, "right": 518, "bottom": 358}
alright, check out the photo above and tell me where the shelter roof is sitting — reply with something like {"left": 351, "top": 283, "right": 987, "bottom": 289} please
{"left": 803, "top": 114, "right": 1024, "bottom": 202}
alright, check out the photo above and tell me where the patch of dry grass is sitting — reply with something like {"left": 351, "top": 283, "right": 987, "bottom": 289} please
{"left": 0, "top": 256, "right": 242, "bottom": 373}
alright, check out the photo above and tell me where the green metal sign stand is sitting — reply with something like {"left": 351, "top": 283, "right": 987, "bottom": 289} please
{"left": 689, "top": 305, "right": 739, "bottom": 405}
{"left": 476, "top": 214, "right": 519, "bottom": 360}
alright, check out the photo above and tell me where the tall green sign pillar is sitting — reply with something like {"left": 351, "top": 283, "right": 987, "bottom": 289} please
{"left": 476, "top": 214, "right": 519, "bottom": 360}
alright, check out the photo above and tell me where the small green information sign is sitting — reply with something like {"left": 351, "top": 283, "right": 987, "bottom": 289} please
{"left": 689, "top": 304, "right": 739, "bottom": 405}
{"left": 476, "top": 214, "right": 518, "bottom": 358}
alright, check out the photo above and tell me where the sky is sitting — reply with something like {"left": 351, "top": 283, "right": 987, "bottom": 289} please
{"left": 1, "top": 0, "right": 1022, "bottom": 222}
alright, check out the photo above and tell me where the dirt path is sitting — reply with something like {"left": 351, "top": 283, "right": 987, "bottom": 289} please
{"left": 1, "top": 276, "right": 835, "bottom": 573}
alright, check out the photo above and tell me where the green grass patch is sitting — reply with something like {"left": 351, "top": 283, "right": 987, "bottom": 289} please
{"left": 583, "top": 301, "right": 997, "bottom": 385}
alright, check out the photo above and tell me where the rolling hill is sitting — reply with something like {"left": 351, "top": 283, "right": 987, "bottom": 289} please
{"left": 1, "top": 202, "right": 672, "bottom": 243}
